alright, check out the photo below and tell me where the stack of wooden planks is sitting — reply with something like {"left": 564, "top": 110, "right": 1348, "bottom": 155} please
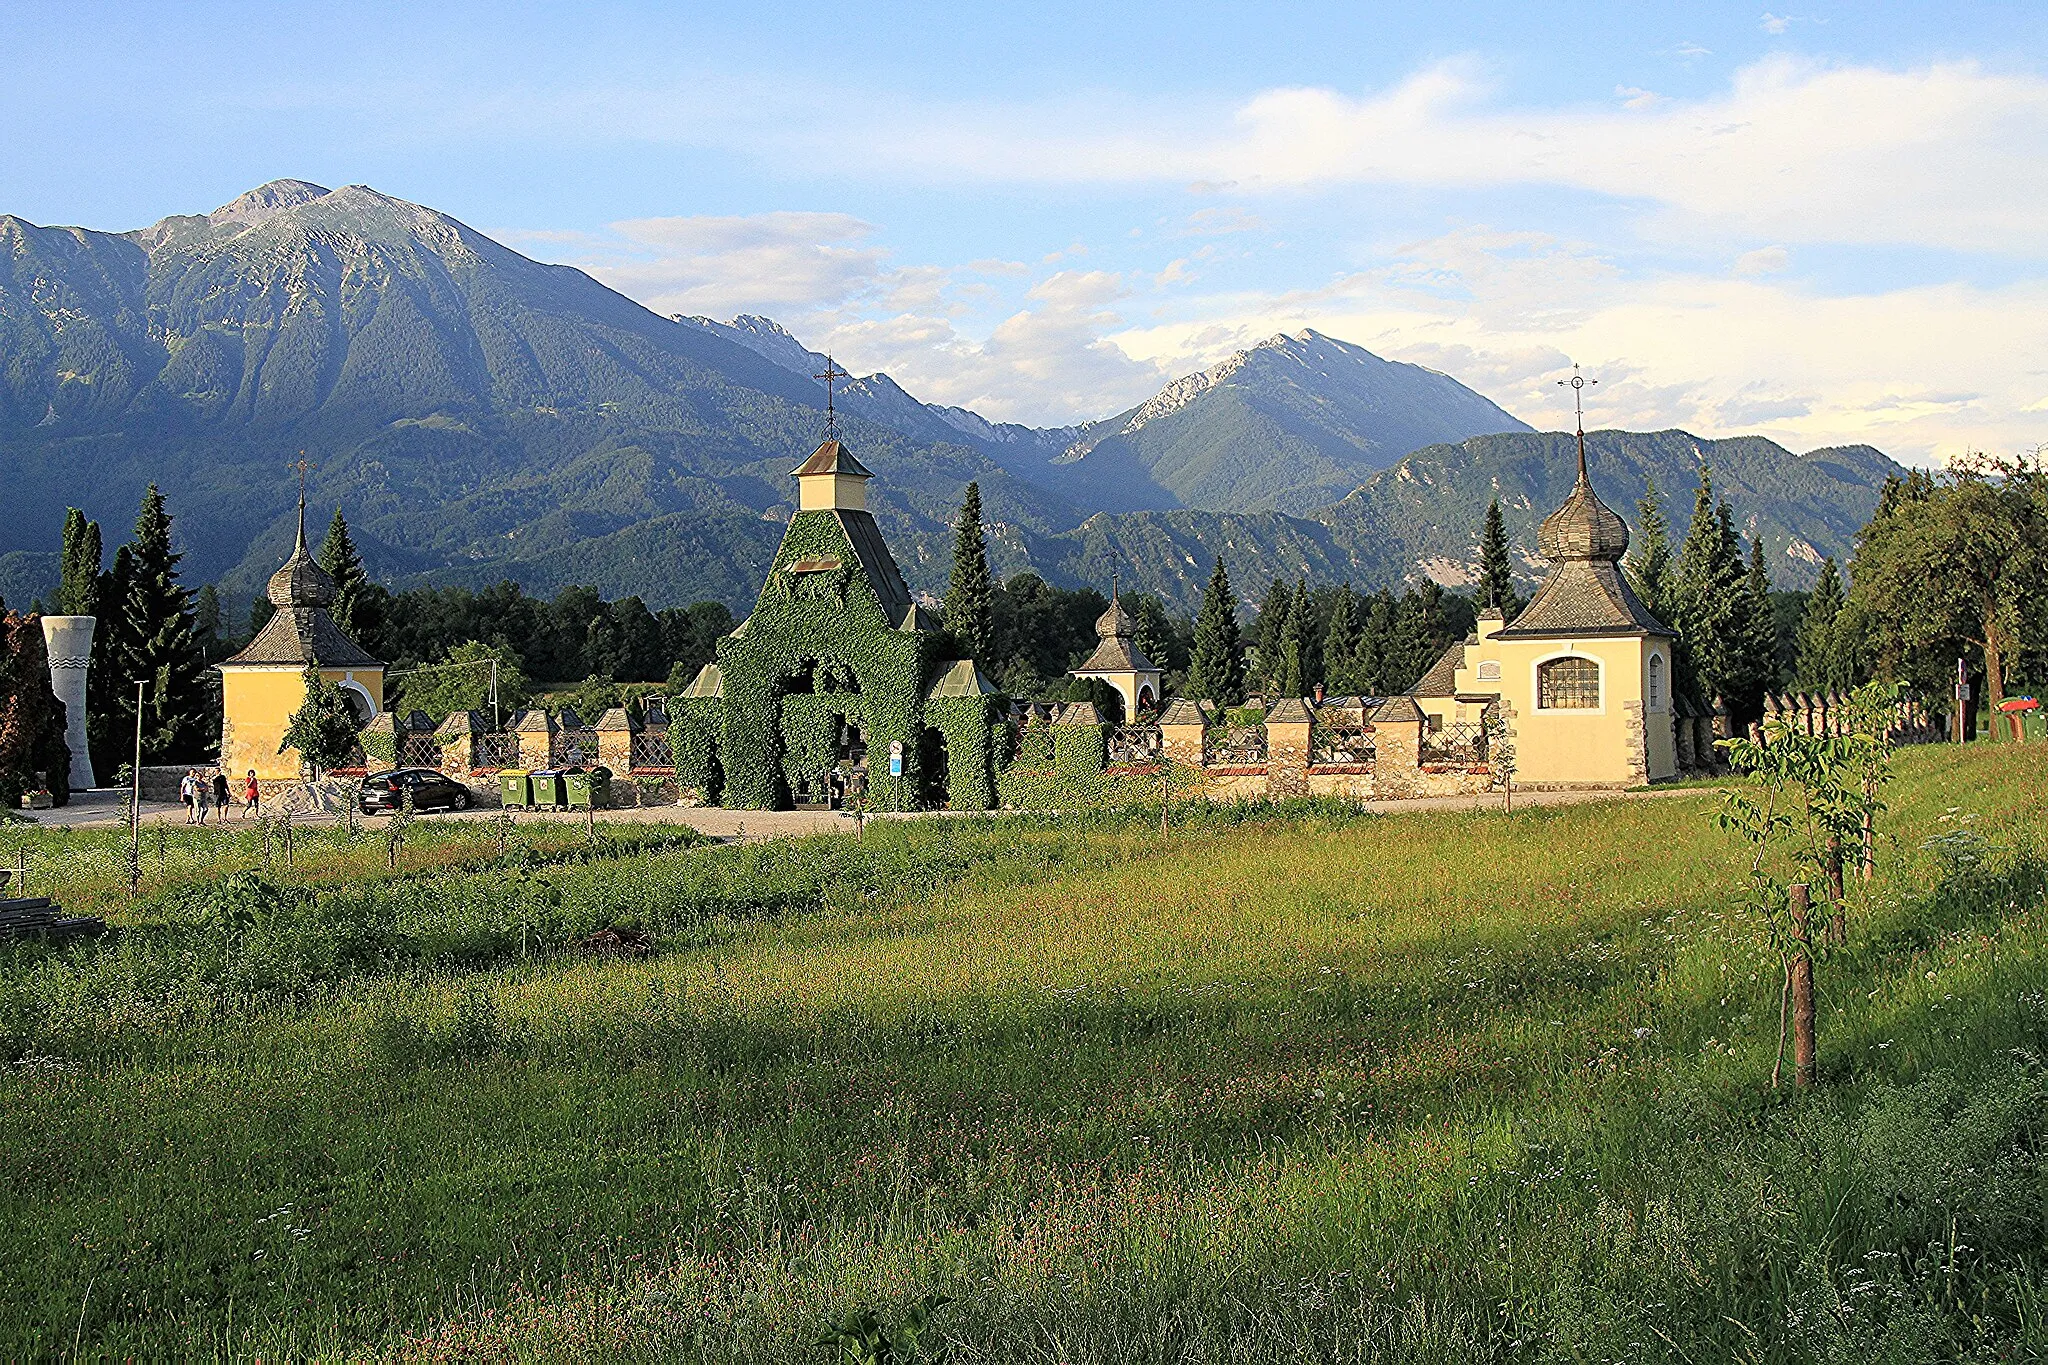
{"left": 0, "top": 897, "right": 104, "bottom": 941}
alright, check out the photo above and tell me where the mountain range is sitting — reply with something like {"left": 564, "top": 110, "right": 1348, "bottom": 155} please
{"left": 0, "top": 180, "right": 1903, "bottom": 617}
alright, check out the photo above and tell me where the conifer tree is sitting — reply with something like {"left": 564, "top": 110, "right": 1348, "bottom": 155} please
{"left": 1794, "top": 558, "right": 1847, "bottom": 692}
{"left": 1478, "top": 497, "right": 1520, "bottom": 618}
{"left": 56, "top": 509, "right": 102, "bottom": 618}
{"left": 87, "top": 544, "right": 134, "bottom": 777}
{"left": 1186, "top": 557, "right": 1245, "bottom": 705}
{"left": 1356, "top": 590, "right": 1397, "bottom": 695}
{"left": 1276, "top": 579, "right": 1308, "bottom": 698}
{"left": 1730, "top": 536, "right": 1779, "bottom": 721}
{"left": 319, "top": 509, "right": 373, "bottom": 641}
{"left": 1627, "top": 475, "right": 1671, "bottom": 621}
{"left": 944, "top": 481, "right": 994, "bottom": 664}
{"left": 107, "top": 485, "right": 211, "bottom": 763}
{"left": 192, "top": 585, "right": 226, "bottom": 664}
{"left": 1669, "top": 470, "right": 1743, "bottom": 709}
{"left": 1322, "top": 588, "right": 1361, "bottom": 692}
{"left": 1252, "top": 577, "right": 1293, "bottom": 691}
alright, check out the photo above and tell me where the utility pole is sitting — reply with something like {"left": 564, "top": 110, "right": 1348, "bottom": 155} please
{"left": 130, "top": 678, "right": 149, "bottom": 895}
{"left": 1954, "top": 656, "right": 1970, "bottom": 744}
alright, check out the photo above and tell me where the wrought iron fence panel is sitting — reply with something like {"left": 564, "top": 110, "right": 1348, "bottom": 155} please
{"left": 473, "top": 733, "right": 520, "bottom": 769}
{"left": 1107, "top": 724, "right": 1162, "bottom": 766}
{"left": 1312, "top": 726, "right": 1375, "bottom": 765}
{"left": 398, "top": 734, "right": 442, "bottom": 768}
{"left": 630, "top": 730, "right": 674, "bottom": 771}
{"left": 1204, "top": 724, "right": 1267, "bottom": 766}
{"left": 1420, "top": 720, "right": 1489, "bottom": 764}
{"left": 553, "top": 729, "right": 600, "bottom": 768}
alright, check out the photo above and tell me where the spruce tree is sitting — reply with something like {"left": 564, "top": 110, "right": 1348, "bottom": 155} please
{"left": 192, "top": 585, "right": 226, "bottom": 664}
{"left": 1794, "top": 558, "right": 1846, "bottom": 692}
{"left": 1669, "top": 469, "right": 1742, "bottom": 709}
{"left": 56, "top": 508, "right": 102, "bottom": 618}
{"left": 1276, "top": 580, "right": 1308, "bottom": 698}
{"left": 1357, "top": 591, "right": 1396, "bottom": 695}
{"left": 319, "top": 509, "right": 373, "bottom": 641}
{"left": 944, "top": 482, "right": 994, "bottom": 664}
{"left": 1186, "top": 557, "right": 1245, "bottom": 705}
{"left": 1627, "top": 475, "right": 1671, "bottom": 621}
{"left": 1478, "top": 497, "right": 1519, "bottom": 618}
{"left": 108, "top": 485, "right": 211, "bottom": 763}
{"left": 87, "top": 544, "right": 134, "bottom": 777}
{"left": 1252, "top": 577, "right": 1293, "bottom": 691}
{"left": 1730, "top": 536, "right": 1778, "bottom": 722}
{"left": 1322, "top": 588, "right": 1361, "bottom": 693}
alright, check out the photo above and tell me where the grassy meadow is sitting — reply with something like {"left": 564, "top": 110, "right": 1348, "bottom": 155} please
{"left": 1, "top": 746, "right": 2045, "bottom": 1361}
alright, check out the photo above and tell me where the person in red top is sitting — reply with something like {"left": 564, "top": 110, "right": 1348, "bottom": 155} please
{"left": 243, "top": 770, "right": 261, "bottom": 819}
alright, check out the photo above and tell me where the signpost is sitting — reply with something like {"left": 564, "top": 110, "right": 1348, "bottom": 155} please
{"left": 888, "top": 740, "right": 903, "bottom": 778}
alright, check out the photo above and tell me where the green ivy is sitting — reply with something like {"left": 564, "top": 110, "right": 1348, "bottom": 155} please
{"left": 670, "top": 696, "right": 723, "bottom": 801}
{"left": 1053, "top": 720, "right": 1108, "bottom": 776}
{"left": 925, "top": 696, "right": 1002, "bottom": 811}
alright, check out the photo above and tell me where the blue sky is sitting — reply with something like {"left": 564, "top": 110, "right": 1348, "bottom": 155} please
{"left": 12, "top": 1, "right": 2048, "bottom": 460}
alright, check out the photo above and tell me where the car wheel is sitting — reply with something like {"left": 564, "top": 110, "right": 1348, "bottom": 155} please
{"left": 451, "top": 790, "right": 471, "bottom": 811}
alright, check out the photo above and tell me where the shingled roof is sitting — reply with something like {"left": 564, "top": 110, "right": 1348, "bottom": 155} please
{"left": 1411, "top": 638, "right": 1470, "bottom": 697}
{"left": 1074, "top": 593, "right": 1159, "bottom": 674}
{"left": 790, "top": 439, "right": 874, "bottom": 480}
{"left": 1495, "top": 439, "right": 1673, "bottom": 640}
{"left": 224, "top": 499, "right": 384, "bottom": 669}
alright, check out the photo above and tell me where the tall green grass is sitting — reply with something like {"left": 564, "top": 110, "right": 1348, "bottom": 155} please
{"left": 0, "top": 749, "right": 2043, "bottom": 1361}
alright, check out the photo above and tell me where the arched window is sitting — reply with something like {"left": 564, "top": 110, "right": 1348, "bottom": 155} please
{"left": 1476, "top": 660, "right": 1502, "bottom": 683}
{"left": 1647, "top": 652, "right": 1666, "bottom": 711}
{"left": 1537, "top": 656, "right": 1601, "bottom": 710}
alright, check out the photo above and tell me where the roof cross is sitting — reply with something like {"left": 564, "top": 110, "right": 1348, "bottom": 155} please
{"left": 814, "top": 355, "right": 849, "bottom": 437}
{"left": 1557, "top": 363, "right": 1598, "bottom": 481}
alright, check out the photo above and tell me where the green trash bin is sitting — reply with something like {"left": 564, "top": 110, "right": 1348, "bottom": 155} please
{"left": 528, "top": 769, "right": 567, "bottom": 811}
{"left": 564, "top": 766, "right": 613, "bottom": 810}
{"left": 499, "top": 769, "right": 533, "bottom": 810}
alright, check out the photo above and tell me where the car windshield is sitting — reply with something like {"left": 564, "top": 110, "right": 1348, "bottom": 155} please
{"left": 366, "top": 771, "right": 397, "bottom": 783}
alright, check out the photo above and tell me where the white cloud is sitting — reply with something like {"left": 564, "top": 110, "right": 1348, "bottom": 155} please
{"left": 522, "top": 211, "right": 888, "bottom": 318}
{"left": 835, "top": 56, "right": 2048, "bottom": 253}
{"left": 1107, "top": 231, "right": 2048, "bottom": 465}
{"left": 1761, "top": 13, "right": 1793, "bottom": 35}
{"left": 1733, "top": 245, "right": 1790, "bottom": 276}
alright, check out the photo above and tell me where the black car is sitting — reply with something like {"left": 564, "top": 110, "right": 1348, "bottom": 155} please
{"left": 359, "top": 768, "right": 475, "bottom": 815}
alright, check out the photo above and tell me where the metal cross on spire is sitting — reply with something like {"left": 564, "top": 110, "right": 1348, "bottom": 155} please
{"left": 1557, "top": 363, "right": 1598, "bottom": 481}
{"left": 814, "top": 355, "right": 849, "bottom": 437}
{"left": 287, "top": 451, "right": 316, "bottom": 550}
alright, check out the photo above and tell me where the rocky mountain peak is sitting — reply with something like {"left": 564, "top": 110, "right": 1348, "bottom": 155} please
{"left": 207, "top": 179, "right": 333, "bottom": 231}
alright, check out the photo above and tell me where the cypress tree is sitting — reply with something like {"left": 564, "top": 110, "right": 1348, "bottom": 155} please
{"left": 108, "top": 485, "right": 211, "bottom": 763}
{"left": 319, "top": 509, "right": 372, "bottom": 641}
{"left": 1186, "top": 557, "right": 1245, "bottom": 705}
{"left": 1627, "top": 475, "right": 1672, "bottom": 621}
{"left": 1478, "top": 497, "right": 1520, "bottom": 618}
{"left": 56, "top": 509, "right": 102, "bottom": 618}
{"left": 944, "top": 482, "right": 994, "bottom": 664}
{"left": 1794, "top": 558, "right": 1846, "bottom": 692}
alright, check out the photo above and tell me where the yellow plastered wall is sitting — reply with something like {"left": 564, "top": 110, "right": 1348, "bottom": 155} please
{"left": 797, "top": 472, "right": 868, "bottom": 511}
{"left": 219, "top": 666, "right": 384, "bottom": 780}
{"left": 1427, "top": 624, "right": 1676, "bottom": 786}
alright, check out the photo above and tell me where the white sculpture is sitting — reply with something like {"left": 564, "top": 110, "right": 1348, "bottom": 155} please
{"left": 39, "top": 615, "right": 98, "bottom": 792}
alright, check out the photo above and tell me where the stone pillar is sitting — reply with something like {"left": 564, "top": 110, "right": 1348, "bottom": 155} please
{"left": 436, "top": 709, "right": 484, "bottom": 774}
{"left": 39, "top": 615, "right": 97, "bottom": 791}
{"left": 594, "top": 707, "right": 637, "bottom": 775}
{"left": 512, "top": 708, "right": 557, "bottom": 769}
{"left": 1264, "top": 697, "right": 1312, "bottom": 800}
{"left": 1158, "top": 699, "right": 1206, "bottom": 761}
{"left": 1367, "top": 697, "right": 1426, "bottom": 799}
{"left": 1674, "top": 699, "right": 1696, "bottom": 770}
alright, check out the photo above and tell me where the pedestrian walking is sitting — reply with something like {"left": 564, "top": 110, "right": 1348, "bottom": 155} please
{"left": 194, "top": 771, "right": 212, "bottom": 825}
{"left": 244, "top": 770, "right": 261, "bottom": 818}
{"left": 212, "top": 770, "right": 231, "bottom": 819}
{"left": 179, "top": 769, "right": 197, "bottom": 823}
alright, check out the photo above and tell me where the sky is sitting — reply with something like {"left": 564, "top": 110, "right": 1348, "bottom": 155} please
{"left": 11, "top": 1, "right": 2048, "bottom": 464}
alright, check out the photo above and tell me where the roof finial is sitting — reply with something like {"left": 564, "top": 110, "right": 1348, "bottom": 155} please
{"left": 287, "top": 451, "right": 315, "bottom": 552}
{"left": 1111, "top": 571, "right": 1119, "bottom": 604}
{"left": 814, "top": 355, "right": 849, "bottom": 438}
{"left": 1558, "top": 364, "right": 1597, "bottom": 482}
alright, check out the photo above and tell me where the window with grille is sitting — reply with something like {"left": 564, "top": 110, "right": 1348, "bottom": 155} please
{"left": 1647, "top": 653, "right": 1665, "bottom": 710}
{"left": 1538, "top": 656, "right": 1601, "bottom": 710}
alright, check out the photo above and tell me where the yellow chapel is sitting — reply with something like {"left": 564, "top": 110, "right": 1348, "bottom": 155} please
{"left": 1413, "top": 438, "right": 1677, "bottom": 786}
{"left": 218, "top": 501, "right": 384, "bottom": 781}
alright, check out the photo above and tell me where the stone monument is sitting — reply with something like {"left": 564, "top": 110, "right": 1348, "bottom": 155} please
{"left": 39, "top": 614, "right": 97, "bottom": 791}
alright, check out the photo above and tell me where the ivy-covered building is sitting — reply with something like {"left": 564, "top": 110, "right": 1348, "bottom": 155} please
{"left": 674, "top": 438, "right": 1005, "bottom": 811}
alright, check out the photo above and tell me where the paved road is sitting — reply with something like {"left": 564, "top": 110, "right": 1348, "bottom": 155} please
{"left": 26, "top": 782, "right": 1721, "bottom": 841}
